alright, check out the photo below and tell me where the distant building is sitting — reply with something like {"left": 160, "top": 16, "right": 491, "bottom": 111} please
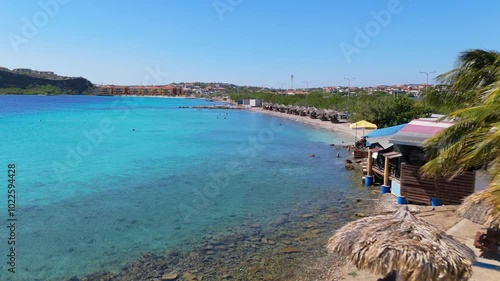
{"left": 96, "top": 85, "right": 183, "bottom": 96}
{"left": 13, "top": 68, "right": 33, "bottom": 73}
{"left": 249, "top": 99, "right": 262, "bottom": 107}
{"left": 38, "top": 71, "right": 55, "bottom": 75}
{"left": 408, "top": 90, "right": 420, "bottom": 97}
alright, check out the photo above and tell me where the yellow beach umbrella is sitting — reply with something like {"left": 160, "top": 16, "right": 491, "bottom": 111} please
{"left": 350, "top": 120, "right": 378, "bottom": 130}
{"left": 350, "top": 120, "right": 378, "bottom": 142}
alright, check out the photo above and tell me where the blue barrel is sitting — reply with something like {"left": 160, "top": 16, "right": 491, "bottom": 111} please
{"left": 380, "top": 185, "right": 391, "bottom": 194}
{"left": 364, "top": 175, "right": 373, "bottom": 186}
{"left": 431, "top": 197, "right": 442, "bottom": 206}
{"left": 397, "top": 196, "right": 407, "bottom": 205}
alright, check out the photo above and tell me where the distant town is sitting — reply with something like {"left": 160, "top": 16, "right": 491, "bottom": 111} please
{"left": 0, "top": 66, "right": 431, "bottom": 98}
{"left": 94, "top": 82, "right": 429, "bottom": 98}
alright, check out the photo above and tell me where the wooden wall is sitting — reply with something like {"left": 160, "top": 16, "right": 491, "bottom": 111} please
{"left": 400, "top": 163, "right": 475, "bottom": 205}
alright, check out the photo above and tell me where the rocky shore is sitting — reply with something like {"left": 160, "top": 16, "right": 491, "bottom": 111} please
{"left": 66, "top": 184, "right": 382, "bottom": 281}
{"left": 63, "top": 106, "right": 382, "bottom": 281}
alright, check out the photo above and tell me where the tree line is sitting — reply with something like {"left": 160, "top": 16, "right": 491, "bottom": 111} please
{"left": 229, "top": 89, "right": 448, "bottom": 128}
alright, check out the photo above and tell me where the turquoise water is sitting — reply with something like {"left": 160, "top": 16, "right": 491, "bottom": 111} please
{"left": 0, "top": 95, "right": 367, "bottom": 280}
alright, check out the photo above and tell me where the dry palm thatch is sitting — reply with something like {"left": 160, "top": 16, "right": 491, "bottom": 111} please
{"left": 457, "top": 184, "right": 500, "bottom": 229}
{"left": 316, "top": 109, "right": 326, "bottom": 115}
{"left": 327, "top": 207, "right": 475, "bottom": 281}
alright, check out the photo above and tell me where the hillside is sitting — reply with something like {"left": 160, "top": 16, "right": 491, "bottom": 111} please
{"left": 0, "top": 68, "right": 94, "bottom": 94}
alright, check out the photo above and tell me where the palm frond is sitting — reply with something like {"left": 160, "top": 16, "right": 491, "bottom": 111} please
{"left": 436, "top": 49, "right": 500, "bottom": 105}
{"left": 423, "top": 49, "right": 500, "bottom": 190}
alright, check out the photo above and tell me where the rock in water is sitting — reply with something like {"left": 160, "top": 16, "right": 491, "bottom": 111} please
{"left": 162, "top": 273, "right": 178, "bottom": 280}
{"left": 183, "top": 272, "right": 197, "bottom": 281}
{"left": 280, "top": 247, "right": 302, "bottom": 254}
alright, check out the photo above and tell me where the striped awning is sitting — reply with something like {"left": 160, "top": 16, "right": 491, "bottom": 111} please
{"left": 389, "top": 117, "right": 454, "bottom": 147}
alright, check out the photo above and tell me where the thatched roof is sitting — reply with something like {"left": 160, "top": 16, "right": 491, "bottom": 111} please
{"left": 327, "top": 207, "right": 475, "bottom": 281}
{"left": 457, "top": 188, "right": 500, "bottom": 229}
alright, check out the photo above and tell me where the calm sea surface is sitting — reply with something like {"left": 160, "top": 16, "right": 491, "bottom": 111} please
{"left": 0, "top": 95, "right": 368, "bottom": 280}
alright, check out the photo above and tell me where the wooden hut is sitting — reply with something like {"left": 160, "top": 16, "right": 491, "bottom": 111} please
{"left": 366, "top": 116, "right": 487, "bottom": 206}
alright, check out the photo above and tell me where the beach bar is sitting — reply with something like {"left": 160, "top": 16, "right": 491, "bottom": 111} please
{"left": 365, "top": 116, "right": 488, "bottom": 205}
{"left": 363, "top": 124, "right": 406, "bottom": 194}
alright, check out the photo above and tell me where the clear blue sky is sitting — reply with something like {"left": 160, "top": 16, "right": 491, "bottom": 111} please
{"left": 1, "top": 0, "right": 499, "bottom": 87}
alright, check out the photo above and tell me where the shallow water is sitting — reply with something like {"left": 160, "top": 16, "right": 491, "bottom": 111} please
{"left": 0, "top": 95, "right": 369, "bottom": 280}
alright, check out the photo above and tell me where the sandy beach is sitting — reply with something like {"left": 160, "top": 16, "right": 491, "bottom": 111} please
{"left": 250, "top": 107, "right": 371, "bottom": 144}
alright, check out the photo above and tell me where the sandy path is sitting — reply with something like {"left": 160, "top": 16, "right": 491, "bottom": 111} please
{"left": 332, "top": 195, "right": 500, "bottom": 281}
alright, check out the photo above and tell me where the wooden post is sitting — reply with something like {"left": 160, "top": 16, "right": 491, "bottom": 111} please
{"left": 383, "top": 155, "right": 390, "bottom": 186}
{"left": 367, "top": 149, "right": 373, "bottom": 176}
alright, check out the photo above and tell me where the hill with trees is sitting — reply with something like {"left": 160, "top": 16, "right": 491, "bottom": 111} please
{"left": 0, "top": 68, "right": 94, "bottom": 94}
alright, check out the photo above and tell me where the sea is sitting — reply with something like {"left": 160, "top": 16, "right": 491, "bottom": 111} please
{"left": 0, "top": 95, "right": 371, "bottom": 280}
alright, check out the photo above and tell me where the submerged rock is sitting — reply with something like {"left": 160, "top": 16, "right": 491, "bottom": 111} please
{"left": 183, "top": 272, "right": 197, "bottom": 281}
{"left": 280, "top": 247, "right": 302, "bottom": 254}
{"left": 355, "top": 212, "right": 366, "bottom": 217}
{"left": 162, "top": 273, "right": 178, "bottom": 280}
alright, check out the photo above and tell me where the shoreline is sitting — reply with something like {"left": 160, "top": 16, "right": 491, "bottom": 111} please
{"left": 249, "top": 107, "right": 369, "bottom": 144}
{"left": 73, "top": 182, "right": 379, "bottom": 281}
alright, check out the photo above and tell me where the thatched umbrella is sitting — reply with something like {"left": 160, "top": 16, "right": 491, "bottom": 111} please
{"left": 457, "top": 188, "right": 500, "bottom": 229}
{"left": 327, "top": 207, "right": 475, "bottom": 281}
{"left": 326, "top": 109, "right": 335, "bottom": 116}
{"left": 298, "top": 106, "right": 307, "bottom": 116}
{"left": 316, "top": 109, "right": 326, "bottom": 115}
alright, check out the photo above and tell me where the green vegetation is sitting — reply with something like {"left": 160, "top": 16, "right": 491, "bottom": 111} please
{"left": 0, "top": 84, "right": 78, "bottom": 95}
{"left": 422, "top": 49, "right": 499, "bottom": 207}
{"left": 230, "top": 91, "right": 429, "bottom": 128}
{"left": 349, "top": 95, "right": 428, "bottom": 128}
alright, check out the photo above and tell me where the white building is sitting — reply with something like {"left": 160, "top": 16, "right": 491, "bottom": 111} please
{"left": 249, "top": 99, "right": 262, "bottom": 107}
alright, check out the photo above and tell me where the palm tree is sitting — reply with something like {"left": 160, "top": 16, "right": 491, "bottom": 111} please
{"left": 435, "top": 49, "right": 500, "bottom": 106}
{"left": 421, "top": 49, "right": 500, "bottom": 228}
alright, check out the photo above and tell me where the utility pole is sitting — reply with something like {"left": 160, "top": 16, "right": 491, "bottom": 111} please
{"left": 303, "top": 80, "right": 313, "bottom": 90}
{"left": 280, "top": 82, "right": 286, "bottom": 94}
{"left": 344, "top": 77, "right": 355, "bottom": 99}
{"left": 420, "top": 71, "right": 436, "bottom": 88}
{"left": 302, "top": 81, "right": 313, "bottom": 105}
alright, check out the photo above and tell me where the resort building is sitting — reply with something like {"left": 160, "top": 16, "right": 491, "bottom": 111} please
{"left": 97, "top": 85, "right": 183, "bottom": 96}
{"left": 98, "top": 86, "right": 114, "bottom": 96}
